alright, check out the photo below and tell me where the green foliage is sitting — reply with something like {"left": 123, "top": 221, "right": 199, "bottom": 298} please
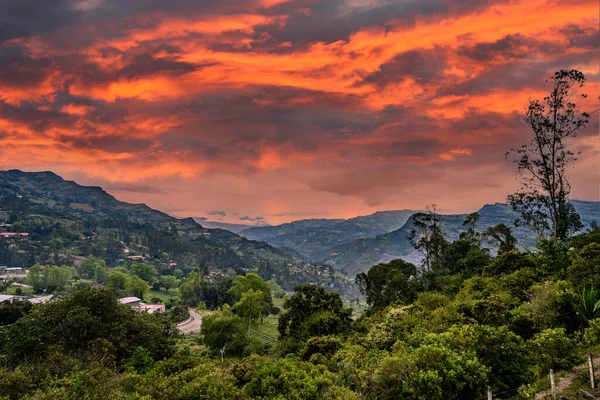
{"left": 302, "top": 335, "right": 342, "bottom": 360}
{"left": 0, "top": 287, "right": 177, "bottom": 368}
{"left": 356, "top": 259, "right": 421, "bottom": 309}
{"left": 529, "top": 328, "right": 578, "bottom": 375}
{"left": 123, "top": 346, "right": 155, "bottom": 374}
{"left": 534, "top": 238, "right": 569, "bottom": 278}
{"left": 583, "top": 318, "right": 600, "bottom": 346}
{"left": 179, "top": 272, "right": 233, "bottom": 309}
{"left": 130, "top": 263, "right": 158, "bottom": 284}
{"left": 78, "top": 256, "right": 107, "bottom": 279}
{"left": 234, "top": 355, "right": 359, "bottom": 400}
{"left": 278, "top": 285, "right": 352, "bottom": 341}
{"left": 483, "top": 251, "right": 535, "bottom": 276}
{"left": 267, "top": 279, "right": 285, "bottom": 299}
{"left": 484, "top": 223, "right": 517, "bottom": 254}
{"left": 127, "top": 275, "right": 150, "bottom": 299}
{"left": 0, "top": 301, "right": 32, "bottom": 326}
{"left": 567, "top": 242, "right": 600, "bottom": 290}
{"left": 229, "top": 273, "right": 273, "bottom": 313}
{"left": 372, "top": 344, "right": 488, "bottom": 400}
{"left": 575, "top": 287, "right": 600, "bottom": 323}
{"left": 520, "top": 280, "right": 577, "bottom": 332}
{"left": 424, "top": 324, "right": 530, "bottom": 391}
{"left": 408, "top": 205, "right": 448, "bottom": 272}
{"left": 201, "top": 306, "right": 248, "bottom": 356}
{"left": 107, "top": 271, "right": 129, "bottom": 291}
{"left": 232, "top": 289, "right": 267, "bottom": 329}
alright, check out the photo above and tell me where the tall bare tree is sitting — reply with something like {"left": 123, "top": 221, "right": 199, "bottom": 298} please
{"left": 408, "top": 204, "right": 447, "bottom": 271}
{"left": 506, "top": 69, "right": 590, "bottom": 240}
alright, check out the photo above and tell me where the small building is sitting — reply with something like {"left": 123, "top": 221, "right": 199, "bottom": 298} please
{"left": 0, "top": 295, "right": 16, "bottom": 304}
{"left": 119, "top": 297, "right": 142, "bottom": 307}
{"left": 139, "top": 303, "right": 165, "bottom": 314}
{"left": 127, "top": 255, "right": 145, "bottom": 261}
{"left": 119, "top": 297, "right": 165, "bottom": 314}
{"left": 0, "top": 232, "right": 29, "bottom": 239}
{"left": 27, "top": 295, "right": 53, "bottom": 304}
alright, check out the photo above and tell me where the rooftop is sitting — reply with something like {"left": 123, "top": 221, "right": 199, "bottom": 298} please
{"left": 119, "top": 297, "right": 141, "bottom": 304}
{"left": 0, "top": 295, "right": 15, "bottom": 303}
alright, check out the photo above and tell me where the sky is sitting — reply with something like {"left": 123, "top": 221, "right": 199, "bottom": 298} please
{"left": 0, "top": 0, "right": 598, "bottom": 225}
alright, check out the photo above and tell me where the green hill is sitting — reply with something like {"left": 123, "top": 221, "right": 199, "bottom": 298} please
{"left": 0, "top": 170, "right": 339, "bottom": 291}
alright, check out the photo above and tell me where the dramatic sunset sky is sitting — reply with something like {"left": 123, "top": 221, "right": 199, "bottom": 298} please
{"left": 0, "top": 0, "right": 598, "bottom": 224}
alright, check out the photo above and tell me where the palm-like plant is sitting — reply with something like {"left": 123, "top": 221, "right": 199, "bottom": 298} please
{"left": 577, "top": 287, "right": 600, "bottom": 323}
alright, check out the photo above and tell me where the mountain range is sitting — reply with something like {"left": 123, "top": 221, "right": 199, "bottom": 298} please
{"left": 241, "top": 210, "right": 416, "bottom": 258}
{"left": 0, "top": 170, "right": 343, "bottom": 291}
{"left": 237, "top": 201, "right": 600, "bottom": 276}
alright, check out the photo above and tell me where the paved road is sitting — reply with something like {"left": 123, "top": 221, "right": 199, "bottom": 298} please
{"left": 177, "top": 308, "right": 202, "bottom": 335}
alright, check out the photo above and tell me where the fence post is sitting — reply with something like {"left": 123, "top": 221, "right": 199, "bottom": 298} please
{"left": 550, "top": 369, "right": 557, "bottom": 400}
{"left": 589, "top": 353, "right": 595, "bottom": 390}
{"left": 487, "top": 385, "right": 492, "bottom": 400}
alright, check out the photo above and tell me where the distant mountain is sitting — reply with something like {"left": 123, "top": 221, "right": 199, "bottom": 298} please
{"left": 240, "top": 210, "right": 417, "bottom": 258}
{"left": 192, "top": 220, "right": 267, "bottom": 234}
{"left": 0, "top": 170, "right": 338, "bottom": 291}
{"left": 315, "top": 201, "right": 600, "bottom": 276}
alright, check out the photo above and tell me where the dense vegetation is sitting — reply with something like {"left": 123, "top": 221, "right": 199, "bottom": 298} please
{"left": 1, "top": 227, "right": 599, "bottom": 399}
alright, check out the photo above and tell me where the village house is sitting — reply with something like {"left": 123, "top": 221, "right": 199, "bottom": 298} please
{"left": 0, "top": 232, "right": 29, "bottom": 239}
{"left": 119, "top": 297, "right": 165, "bottom": 314}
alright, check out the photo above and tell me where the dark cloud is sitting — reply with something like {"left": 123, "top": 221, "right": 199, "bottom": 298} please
{"left": 458, "top": 34, "right": 539, "bottom": 62}
{"left": 208, "top": 210, "right": 227, "bottom": 216}
{"left": 239, "top": 215, "right": 265, "bottom": 222}
{"left": 361, "top": 48, "right": 448, "bottom": 87}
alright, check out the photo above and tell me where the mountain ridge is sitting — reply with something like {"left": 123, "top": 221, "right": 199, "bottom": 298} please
{"left": 314, "top": 201, "right": 600, "bottom": 276}
{"left": 0, "top": 170, "right": 346, "bottom": 292}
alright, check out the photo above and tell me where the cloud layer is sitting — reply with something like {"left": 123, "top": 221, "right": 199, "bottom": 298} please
{"left": 0, "top": 0, "right": 598, "bottom": 223}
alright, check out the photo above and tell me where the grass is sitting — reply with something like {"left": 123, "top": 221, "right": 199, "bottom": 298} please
{"left": 147, "top": 288, "right": 178, "bottom": 303}
{"left": 4, "top": 286, "right": 34, "bottom": 296}
{"left": 253, "top": 314, "right": 279, "bottom": 339}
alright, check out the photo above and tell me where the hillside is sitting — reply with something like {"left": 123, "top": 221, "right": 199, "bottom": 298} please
{"left": 315, "top": 202, "right": 600, "bottom": 276}
{"left": 240, "top": 210, "right": 416, "bottom": 258}
{"left": 0, "top": 170, "right": 340, "bottom": 291}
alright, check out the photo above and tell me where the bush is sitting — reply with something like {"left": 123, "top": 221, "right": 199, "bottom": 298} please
{"left": 583, "top": 318, "right": 600, "bottom": 347}
{"left": 302, "top": 335, "right": 342, "bottom": 360}
{"left": 529, "top": 328, "right": 578, "bottom": 376}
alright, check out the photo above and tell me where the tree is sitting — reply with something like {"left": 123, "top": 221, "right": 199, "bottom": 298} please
{"left": 0, "top": 287, "right": 177, "bottom": 367}
{"left": 459, "top": 212, "right": 481, "bottom": 245}
{"left": 356, "top": 259, "right": 420, "bottom": 309}
{"left": 408, "top": 204, "right": 448, "bottom": 271}
{"left": 42, "top": 266, "right": 72, "bottom": 293}
{"left": 78, "top": 256, "right": 107, "bottom": 279}
{"left": 108, "top": 271, "right": 130, "bottom": 291}
{"left": 127, "top": 275, "right": 149, "bottom": 299}
{"left": 229, "top": 273, "right": 274, "bottom": 315}
{"left": 160, "top": 275, "right": 178, "bottom": 291}
{"left": 484, "top": 223, "right": 517, "bottom": 254}
{"left": 130, "top": 263, "right": 158, "bottom": 284}
{"left": 28, "top": 264, "right": 43, "bottom": 293}
{"left": 173, "top": 269, "right": 184, "bottom": 279}
{"left": 201, "top": 306, "right": 248, "bottom": 360}
{"left": 506, "top": 69, "right": 589, "bottom": 240}
{"left": 278, "top": 285, "right": 352, "bottom": 340}
{"left": 232, "top": 289, "right": 266, "bottom": 332}
{"left": 0, "top": 278, "right": 13, "bottom": 294}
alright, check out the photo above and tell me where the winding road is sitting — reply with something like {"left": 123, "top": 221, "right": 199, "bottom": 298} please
{"left": 177, "top": 308, "right": 202, "bottom": 335}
